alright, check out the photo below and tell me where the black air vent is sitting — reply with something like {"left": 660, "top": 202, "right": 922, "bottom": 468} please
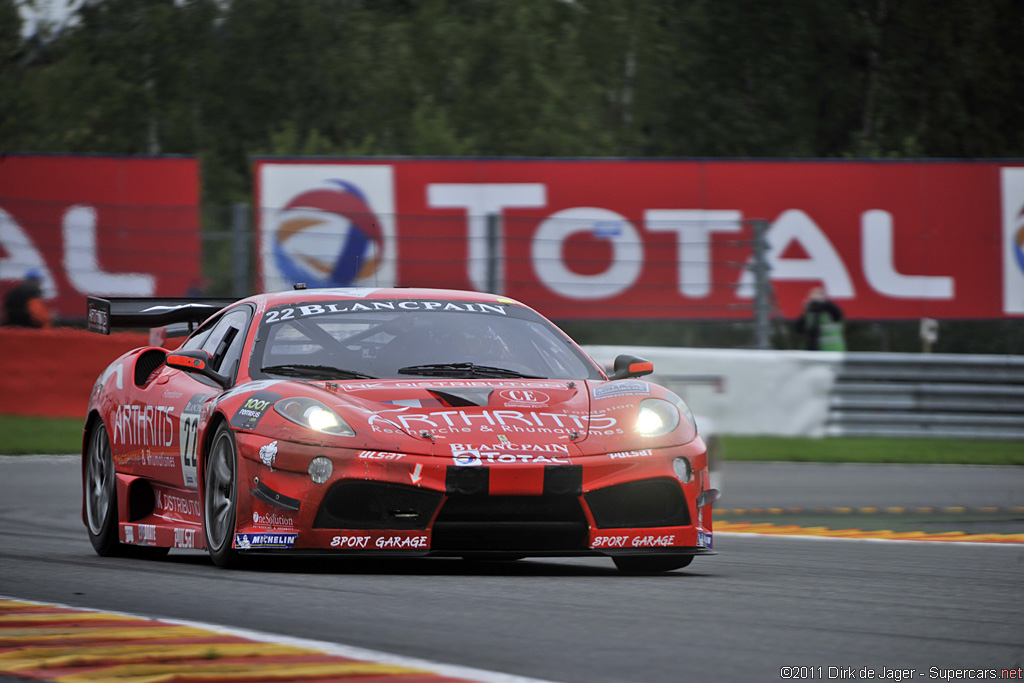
{"left": 127, "top": 479, "right": 156, "bottom": 521}
{"left": 314, "top": 481, "right": 443, "bottom": 530}
{"left": 431, "top": 495, "right": 588, "bottom": 551}
{"left": 584, "top": 478, "right": 690, "bottom": 528}
{"left": 134, "top": 349, "right": 167, "bottom": 387}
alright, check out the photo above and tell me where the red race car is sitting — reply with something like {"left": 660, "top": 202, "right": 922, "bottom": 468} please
{"left": 83, "top": 288, "right": 718, "bottom": 573}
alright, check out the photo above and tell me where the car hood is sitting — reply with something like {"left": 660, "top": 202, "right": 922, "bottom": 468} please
{"left": 306, "top": 378, "right": 624, "bottom": 457}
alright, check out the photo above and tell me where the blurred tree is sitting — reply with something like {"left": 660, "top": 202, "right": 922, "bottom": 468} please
{"left": 2, "top": 0, "right": 1023, "bottom": 196}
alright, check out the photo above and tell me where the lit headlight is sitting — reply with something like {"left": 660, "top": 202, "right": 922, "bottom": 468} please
{"left": 274, "top": 397, "right": 355, "bottom": 436}
{"left": 636, "top": 398, "right": 681, "bottom": 436}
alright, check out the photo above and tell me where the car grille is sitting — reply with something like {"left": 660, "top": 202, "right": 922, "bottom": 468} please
{"left": 584, "top": 478, "right": 690, "bottom": 528}
{"left": 431, "top": 495, "right": 589, "bottom": 551}
{"left": 313, "top": 481, "right": 443, "bottom": 530}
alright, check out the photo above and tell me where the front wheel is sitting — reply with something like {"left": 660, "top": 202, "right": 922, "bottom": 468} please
{"left": 612, "top": 555, "right": 694, "bottom": 574}
{"left": 204, "top": 423, "right": 241, "bottom": 568}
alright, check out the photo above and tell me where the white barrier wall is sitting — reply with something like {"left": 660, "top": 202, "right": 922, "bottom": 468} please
{"left": 583, "top": 346, "right": 843, "bottom": 437}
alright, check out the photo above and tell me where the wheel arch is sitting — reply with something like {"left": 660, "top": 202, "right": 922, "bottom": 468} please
{"left": 197, "top": 411, "right": 232, "bottom": 504}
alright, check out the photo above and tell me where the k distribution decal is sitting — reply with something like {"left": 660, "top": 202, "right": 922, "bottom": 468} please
{"left": 1003, "top": 167, "right": 1024, "bottom": 314}
{"left": 259, "top": 164, "right": 397, "bottom": 291}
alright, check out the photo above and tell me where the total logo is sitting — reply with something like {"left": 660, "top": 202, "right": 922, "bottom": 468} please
{"left": 261, "top": 165, "right": 397, "bottom": 291}
{"left": 1002, "top": 167, "right": 1024, "bottom": 314}
{"left": 1011, "top": 204, "right": 1024, "bottom": 281}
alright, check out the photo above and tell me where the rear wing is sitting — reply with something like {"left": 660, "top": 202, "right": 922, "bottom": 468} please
{"left": 87, "top": 296, "right": 238, "bottom": 335}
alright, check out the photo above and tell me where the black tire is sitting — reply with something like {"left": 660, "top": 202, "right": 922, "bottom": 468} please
{"left": 612, "top": 555, "right": 694, "bottom": 574}
{"left": 84, "top": 419, "right": 119, "bottom": 556}
{"left": 203, "top": 423, "right": 241, "bottom": 568}
{"left": 84, "top": 419, "right": 170, "bottom": 560}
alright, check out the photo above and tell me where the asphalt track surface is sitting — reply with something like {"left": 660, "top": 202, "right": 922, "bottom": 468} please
{"left": 1, "top": 456, "right": 1022, "bottom": 682}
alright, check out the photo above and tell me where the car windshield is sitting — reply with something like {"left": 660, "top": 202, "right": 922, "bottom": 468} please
{"left": 249, "top": 299, "right": 603, "bottom": 381}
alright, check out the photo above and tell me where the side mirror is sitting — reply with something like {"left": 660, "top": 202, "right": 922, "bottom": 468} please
{"left": 609, "top": 354, "right": 654, "bottom": 380}
{"left": 166, "top": 349, "right": 230, "bottom": 388}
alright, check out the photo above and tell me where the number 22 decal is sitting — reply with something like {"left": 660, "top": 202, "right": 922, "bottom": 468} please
{"left": 179, "top": 394, "right": 211, "bottom": 488}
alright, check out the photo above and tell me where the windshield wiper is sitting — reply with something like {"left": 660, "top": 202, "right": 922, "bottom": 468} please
{"left": 397, "top": 362, "right": 543, "bottom": 379}
{"left": 260, "top": 364, "right": 376, "bottom": 380}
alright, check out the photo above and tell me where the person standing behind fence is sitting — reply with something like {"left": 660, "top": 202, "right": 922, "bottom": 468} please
{"left": 794, "top": 286, "right": 844, "bottom": 351}
{"left": 2, "top": 269, "right": 51, "bottom": 328}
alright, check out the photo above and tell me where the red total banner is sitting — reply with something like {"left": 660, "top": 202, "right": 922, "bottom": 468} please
{"left": 0, "top": 154, "right": 201, "bottom": 320}
{"left": 256, "top": 159, "right": 1024, "bottom": 320}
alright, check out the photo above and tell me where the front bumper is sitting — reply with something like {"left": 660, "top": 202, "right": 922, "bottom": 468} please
{"left": 232, "top": 435, "right": 716, "bottom": 557}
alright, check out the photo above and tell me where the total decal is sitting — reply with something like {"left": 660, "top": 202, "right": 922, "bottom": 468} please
{"left": 330, "top": 533, "right": 429, "bottom": 549}
{"left": 258, "top": 164, "right": 397, "bottom": 292}
{"left": 368, "top": 408, "right": 620, "bottom": 436}
{"left": 592, "top": 534, "right": 680, "bottom": 549}
{"left": 451, "top": 445, "right": 571, "bottom": 466}
{"left": 234, "top": 533, "right": 297, "bottom": 549}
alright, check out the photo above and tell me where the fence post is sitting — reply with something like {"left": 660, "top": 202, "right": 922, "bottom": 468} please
{"left": 485, "top": 212, "right": 500, "bottom": 294}
{"left": 752, "top": 219, "right": 772, "bottom": 349}
{"left": 232, "top": 203, "right": 249, "bottom": 298}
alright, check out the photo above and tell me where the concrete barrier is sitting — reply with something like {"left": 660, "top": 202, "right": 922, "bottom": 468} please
{"left": 585, "top": 345, "right": 842, "bottom": 437}
{"left": 584, "top": 346, "right": 1024, "bottom": 439}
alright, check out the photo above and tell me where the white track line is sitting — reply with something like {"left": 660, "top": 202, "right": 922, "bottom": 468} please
{"left": 0, "top": 595, "right": 561, "bottom": 683}
{"left": 717, "top": 531, "right": 1024, "bottom": 547}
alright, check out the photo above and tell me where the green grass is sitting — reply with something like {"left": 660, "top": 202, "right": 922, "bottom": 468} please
{"left": 1, "top": 415, "right": 84, "bottom": 455}
{"left": 1, "top": 415, "right": 1021, "bottom": 465}
{"left": 720, "top": 435, "right": 1024, "bottom": 466}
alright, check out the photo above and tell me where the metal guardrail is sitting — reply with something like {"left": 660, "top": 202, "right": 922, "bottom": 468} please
{"left": 826, "top": 353, "right": 1024, "bottom": 440}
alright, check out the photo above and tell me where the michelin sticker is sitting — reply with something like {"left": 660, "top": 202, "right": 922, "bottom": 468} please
{"left": 259, "top": 440, "right": 278, "bottom": 467}
{"left": 234, "top": 533, "right": 297, "bottom": 549}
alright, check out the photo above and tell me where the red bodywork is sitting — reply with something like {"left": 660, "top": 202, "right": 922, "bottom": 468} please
{"left": 83, "top": 288, "right": 715, "bottom": 560}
